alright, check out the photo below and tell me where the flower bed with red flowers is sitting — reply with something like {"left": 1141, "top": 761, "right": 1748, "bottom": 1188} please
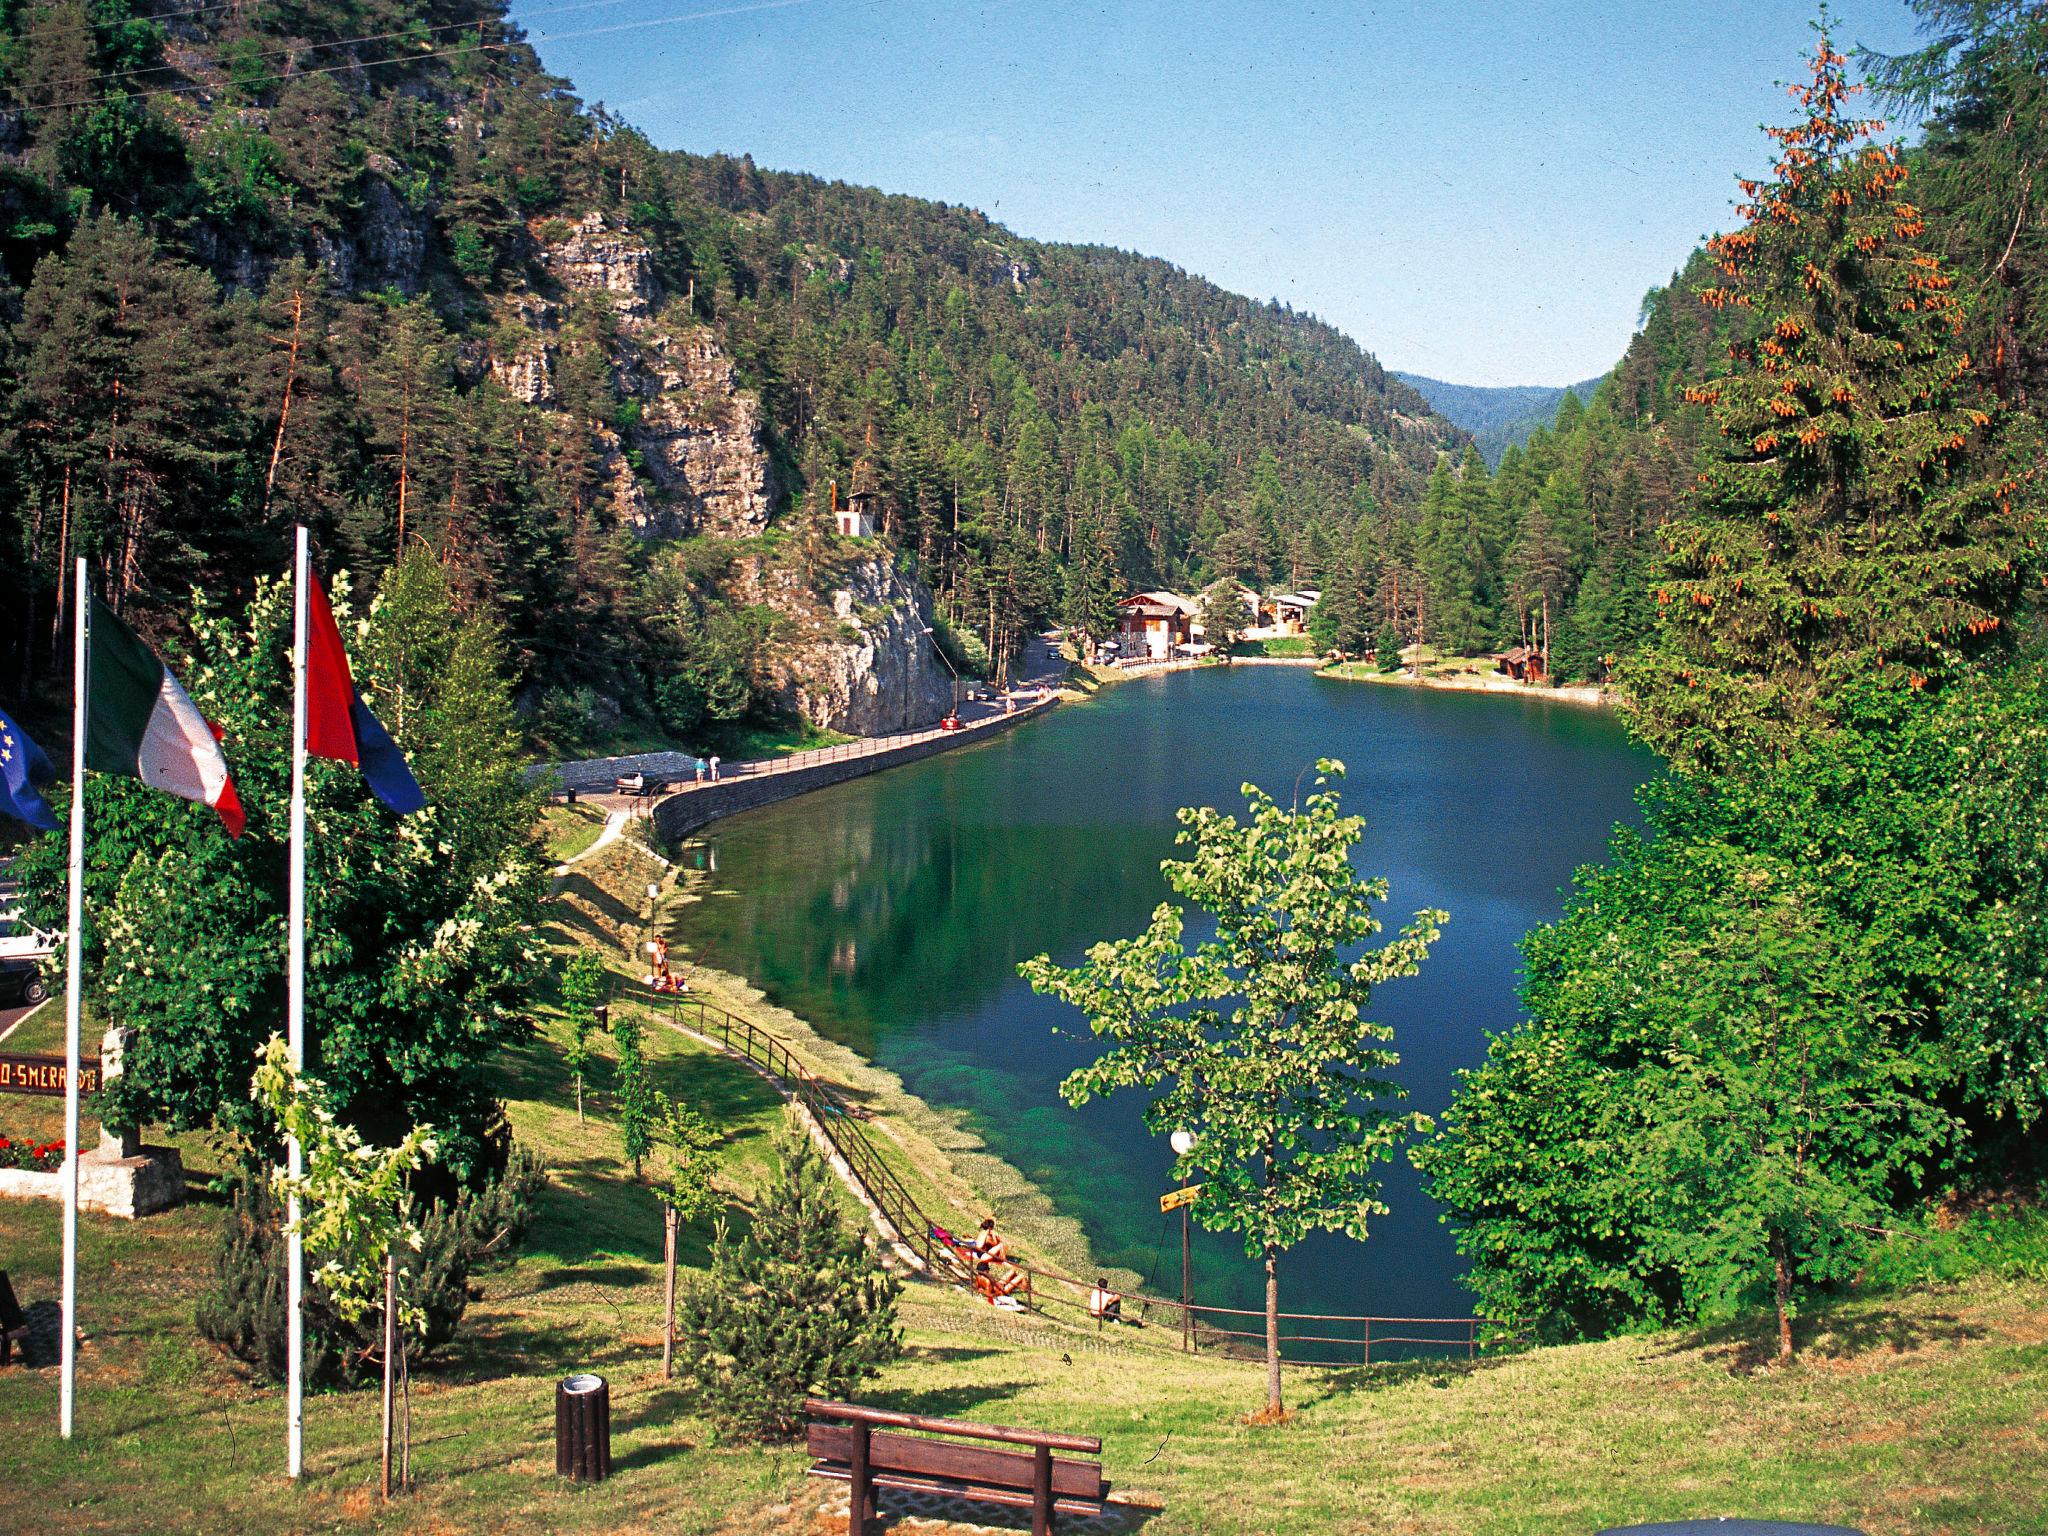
{"left": 0, "top": 1136, "right": 64, "bottom": 1172}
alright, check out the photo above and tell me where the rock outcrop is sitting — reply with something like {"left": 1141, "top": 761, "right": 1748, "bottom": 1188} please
{"left": 504, "top": 214, "right": 944, "bottom": 734}
{"left": 621, "top": 324, "right": 777, "bottom": 535}
{"left": 744, "top": 556, "right": 955, "bottom": 735}
{"left": 522, "top": 212, "right": 778, "bottom": 538}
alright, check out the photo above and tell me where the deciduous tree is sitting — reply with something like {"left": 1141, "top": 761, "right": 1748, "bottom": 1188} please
{"left": 1022, "top": 761, "right": 1442, "bottom": 1417}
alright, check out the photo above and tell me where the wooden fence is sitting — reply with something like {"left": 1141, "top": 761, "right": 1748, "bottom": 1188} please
{"left": 660, "top": 992, "right": 1506, "bottom": 1367}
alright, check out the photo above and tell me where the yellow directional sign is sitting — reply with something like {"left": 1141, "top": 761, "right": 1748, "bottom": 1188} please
{"left": 1159, "top": 1184, "right": 1203, "bottom": 1214}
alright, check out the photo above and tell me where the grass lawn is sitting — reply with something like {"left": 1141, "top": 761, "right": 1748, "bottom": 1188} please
{"left": 715, "top": 719, "right": 857, "bottom": 759}
{"left": 0, "top": 841, "right": 2041, "bottom": 1533}
{"left": 1232, "top": 635, "right": 1319, "bottom": 658}
{"left": 540, "top": 802, "right": 611, "bottom": 863}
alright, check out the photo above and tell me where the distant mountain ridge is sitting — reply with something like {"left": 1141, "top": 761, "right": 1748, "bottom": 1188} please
{"left": 1395, "top": 373, "right": 1607, "bottom": 465}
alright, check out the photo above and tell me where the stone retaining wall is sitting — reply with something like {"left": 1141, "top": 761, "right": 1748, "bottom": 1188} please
{"left": 524, "top": 748, "right": 709, "bottom": 796}
{"left": 651, "top": 702, "right": 1050, "bottom": 843}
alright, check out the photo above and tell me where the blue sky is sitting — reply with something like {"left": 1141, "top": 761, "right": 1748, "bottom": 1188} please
{"left": 514, "top": 0, "right": 1928, "bottom": 387}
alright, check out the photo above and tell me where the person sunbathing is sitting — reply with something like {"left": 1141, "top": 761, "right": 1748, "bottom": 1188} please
{"left": 974, "top": 1261, "right": 1030, "bottom": 1311}
{"left": 967, "top": 1217, "right": 1009, "bottom": 1265}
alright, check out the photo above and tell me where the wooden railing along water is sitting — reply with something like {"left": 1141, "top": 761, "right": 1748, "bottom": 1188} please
{"left": 658, "top": 994, "right": 1504, "bottom": 1368}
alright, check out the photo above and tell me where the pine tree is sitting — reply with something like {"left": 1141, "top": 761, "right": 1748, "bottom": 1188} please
{"left": 671, "top": 1113, "right": 901, "bottom": 1440}
{"left": 1623, "top": 29, "right": 2036, "bottom": 771}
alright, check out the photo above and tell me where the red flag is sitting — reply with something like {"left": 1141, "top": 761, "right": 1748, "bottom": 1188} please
{"left": 304, "top": 568, "right": 360, "bottom": 766}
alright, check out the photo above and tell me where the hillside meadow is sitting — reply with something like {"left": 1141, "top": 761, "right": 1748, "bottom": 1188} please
{"left": 0, "top": 838, "right": 2040, "bottom": 1534}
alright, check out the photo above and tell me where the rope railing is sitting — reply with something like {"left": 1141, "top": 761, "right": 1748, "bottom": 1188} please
{"left": 658, "top": 990, "right": 1508, "bottom": 1368}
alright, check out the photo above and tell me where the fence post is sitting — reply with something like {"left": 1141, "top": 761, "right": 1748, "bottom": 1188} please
{"left": 1363, "top": 1318, "right": 1371, "bottom": 1368}
{"left": 847, "top": 1417, "right": 871, "bottom": 1536}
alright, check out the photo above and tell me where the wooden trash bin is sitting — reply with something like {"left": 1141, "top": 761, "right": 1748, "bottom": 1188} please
{"left": 555, "top": 1373, "right": 612, "bottom": 1482}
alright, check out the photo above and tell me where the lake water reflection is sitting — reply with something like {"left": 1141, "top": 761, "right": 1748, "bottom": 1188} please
{"left": 669, "top": 666, "right": 1652, "bottom": 1324}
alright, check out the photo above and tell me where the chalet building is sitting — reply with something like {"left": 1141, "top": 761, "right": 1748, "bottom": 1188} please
{"left": 1495, "top": 645, "right": 1547, "bottom": 684}
{"left": 1116, "top": 591, "right": 1197, "bottom": 659}
{"left": 1240, "top": 589, "right": 1320, "bottom": 635}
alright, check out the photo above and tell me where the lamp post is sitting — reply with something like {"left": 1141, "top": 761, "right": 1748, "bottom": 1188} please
{"left": 1170, "top": 1128, "right": 1198, "bottom": 1352}
{"left": 916, "top": 624, "right": 964, "bottom": 714}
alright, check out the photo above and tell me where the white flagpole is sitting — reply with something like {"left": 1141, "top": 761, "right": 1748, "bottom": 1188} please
{"left": 287, "top": 525, "right": 309, "bottom": 1479}
{"left": 58, "top": 558, "right": 87, "bottom": 1439}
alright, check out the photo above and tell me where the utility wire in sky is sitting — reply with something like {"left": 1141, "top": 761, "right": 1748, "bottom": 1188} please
{"left": 21, "top": 0, "right": 812, "bottom": 114}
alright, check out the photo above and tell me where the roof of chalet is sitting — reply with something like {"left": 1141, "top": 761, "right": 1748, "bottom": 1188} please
{"left": 1120, "top": 590, "right": 1198, "bottom": 614}
{"left": 1496, "top": 646, "right": 1540, "bottom": 664}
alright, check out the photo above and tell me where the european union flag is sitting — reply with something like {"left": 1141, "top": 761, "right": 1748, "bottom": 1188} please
{"left": 0, "top": 706, "right": 60, "bottom": 833}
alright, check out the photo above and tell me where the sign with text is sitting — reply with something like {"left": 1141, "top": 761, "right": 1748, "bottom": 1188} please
{"left": 1159, "top": 1184, "right": 1203, "bottom": 1214}
{"left": 0, "top": 1053, "right": 101, "bottom": 1098}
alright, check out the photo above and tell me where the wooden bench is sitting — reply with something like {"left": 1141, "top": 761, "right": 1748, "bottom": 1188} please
{"left": 805, "top": 1398, "right": 1106, "bottom": 1536}
{"left": 0, "top": 1271, "right": 30, "bottom": 1367}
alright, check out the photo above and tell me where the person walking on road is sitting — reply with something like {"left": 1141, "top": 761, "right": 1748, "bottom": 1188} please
{"left": 709, "top": 754, "right": 722, "bottom": 781}
{"left": 694, "top": 756, "right": 707, "bottom": 784}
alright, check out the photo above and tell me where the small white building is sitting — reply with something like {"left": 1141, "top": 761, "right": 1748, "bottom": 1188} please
{"left": 831, "top": 481, "right": 877, "bottom": 539}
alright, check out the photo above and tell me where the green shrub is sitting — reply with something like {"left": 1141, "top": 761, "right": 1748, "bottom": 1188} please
{"left": 672, "top": 1113, "right": 900, "bottom": 1440}
{"left": 196, "top": 1145, "right": 548, "bottom": 1385}
{"left": 1861, "top": 1202, "right": 2048, "bottom": 1290}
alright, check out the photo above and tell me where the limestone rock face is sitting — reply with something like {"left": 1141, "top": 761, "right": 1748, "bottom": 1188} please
{"left": 524, "top": 212, "right": 778, "bottom": 537}
{"left": 544, "top": 210, "right": 658, "bottom": 321}
{"left": 751, "top": 556, "right": 955, "bottom": 735}
{"left": 623, "top": 325, "right": 778, "bottom": 535}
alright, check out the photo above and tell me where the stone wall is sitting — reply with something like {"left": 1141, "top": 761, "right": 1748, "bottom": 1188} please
{"left": 650, "top": 701, "right": 1052, "bottom": 844}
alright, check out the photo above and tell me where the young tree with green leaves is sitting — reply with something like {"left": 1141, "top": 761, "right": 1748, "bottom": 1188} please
{"left": 253, "top": 1035, "right": 438, "bottom": 1490}
{"left": 1633, "top": 853, "right": 1952, "bottom": 1360}
{"left": 560, "top": 950, "right": 607, "bottom": 1125}
{"left": 671, "top": 1112, "right": 901, "bottom": 1440}
{"left": 613, "top": 1011, "right": 655, "bottom": 1178}
{"left": 1021, "top": 761, "right": 1443, "bottom": 1418}
{"left": 1622, "top": 29, "right": 2036, "bottom": 772}
{"left": 653, "top": 1093, "right": 722, "bottom": 1379}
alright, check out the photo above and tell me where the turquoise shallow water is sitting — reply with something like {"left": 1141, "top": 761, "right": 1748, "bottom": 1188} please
{"left": 669, "top": 666, "right": 1652, "bottom": 1327}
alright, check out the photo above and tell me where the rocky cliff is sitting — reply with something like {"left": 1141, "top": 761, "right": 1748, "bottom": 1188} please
{"left": 497, "top": 212, "right": 949, "bottom": 733}
{"left": 738, "top": 554, "right": 956, "bottom": 735}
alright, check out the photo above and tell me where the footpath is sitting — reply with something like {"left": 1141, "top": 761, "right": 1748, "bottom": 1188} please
{"left": 532, "top": 632, "right": 1070, "bottom": 841}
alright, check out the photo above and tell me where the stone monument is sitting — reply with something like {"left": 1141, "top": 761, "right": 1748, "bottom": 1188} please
{"left": 77, "top": 1025, "right": 184, "bottom": 1218}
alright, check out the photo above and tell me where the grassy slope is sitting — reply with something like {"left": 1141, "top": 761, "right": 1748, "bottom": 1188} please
{"left": 0, "top": 840, "right": 2041, "bottom": 1533}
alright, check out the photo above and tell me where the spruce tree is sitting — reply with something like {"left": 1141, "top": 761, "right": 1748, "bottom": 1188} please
{"left": 672, "top": 1113, "right": 901, "bottom": 1440}
{"left": 1622, "top": 29, "right": 2036, "bottom": 771}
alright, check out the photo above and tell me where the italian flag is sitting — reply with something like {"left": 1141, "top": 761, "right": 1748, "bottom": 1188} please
{"left": 85, "top": 594, "right": 245, "bottom": 837}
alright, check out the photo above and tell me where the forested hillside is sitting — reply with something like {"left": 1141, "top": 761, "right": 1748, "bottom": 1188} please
{"left": 1393, "top": 372, "right": 1603, "bottom": 464}
{"left": 1419, "top": 15, "right": 2048, "bottom": 1353}
{"left": 1306, "top": 260, "right": 1736, "bottom": 676}
{"left": 0, "top": 0, "right": 1461, "bottom": 748}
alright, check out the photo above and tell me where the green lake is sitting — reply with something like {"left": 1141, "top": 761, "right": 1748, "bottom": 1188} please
{"left": 668, "top": 664, "right": 1652, "bottom": 1328}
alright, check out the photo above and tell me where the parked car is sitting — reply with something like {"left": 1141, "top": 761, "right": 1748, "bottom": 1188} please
{"left": 0, "top": 907, "right": 56, "bottom": 1006}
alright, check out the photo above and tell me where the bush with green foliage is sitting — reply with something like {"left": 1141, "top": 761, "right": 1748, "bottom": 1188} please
{"left": 613, "top": 1011, "right": 655, "bottom": 1178}
{"left": 196, "top": 1144, "right": 546, "bottom": 1386}
{"left": 671, "top": 1113, "right": 900, "bottom": 1440}
{"left": 16, "top": 561, "right": 546, "bottom": 1187}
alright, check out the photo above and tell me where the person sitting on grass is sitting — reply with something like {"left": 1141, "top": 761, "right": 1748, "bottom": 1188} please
{"left": 974, "top": 1261, "right": 1030, "bottom": 1311}
{"left": 1088, "top": 1278, "right": 1123, "bottom": 1325}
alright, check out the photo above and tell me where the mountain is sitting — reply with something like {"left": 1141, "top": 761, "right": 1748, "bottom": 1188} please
{"left": 0, "top": 0, "right": 1465, "bottom": 752}
{"left": 1394, "top": 373, "right": 1606, "bottom": 465}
